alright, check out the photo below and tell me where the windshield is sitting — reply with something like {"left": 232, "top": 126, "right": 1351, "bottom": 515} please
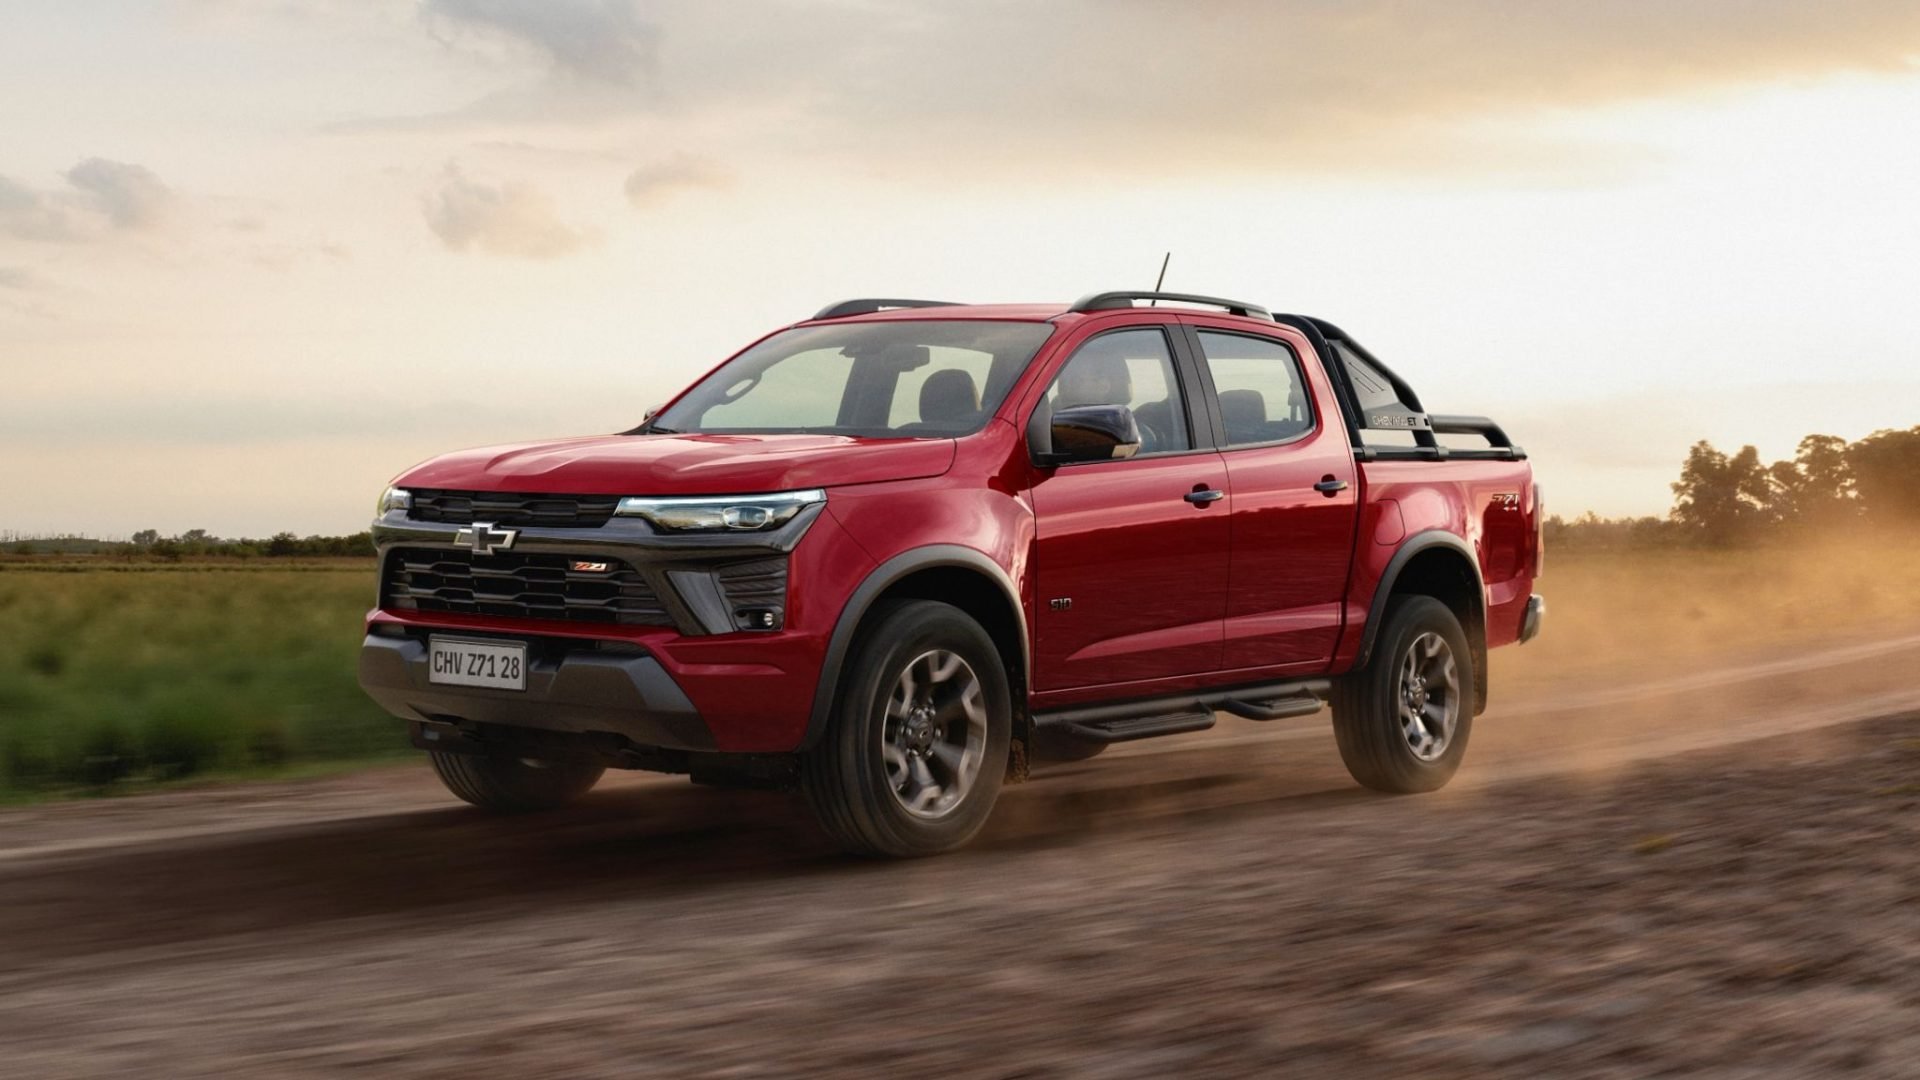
{"left": 648, "top": 320, "right": 1054, "bottom": 438}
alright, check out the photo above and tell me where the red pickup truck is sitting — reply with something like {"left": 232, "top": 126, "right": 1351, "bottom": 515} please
{"left": 360, "top": 291, "right": 1544, "bottom": 856}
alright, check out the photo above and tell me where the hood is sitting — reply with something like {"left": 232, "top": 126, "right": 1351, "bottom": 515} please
{"left": 394, "top": 433, "right": 957, "bottom": 496}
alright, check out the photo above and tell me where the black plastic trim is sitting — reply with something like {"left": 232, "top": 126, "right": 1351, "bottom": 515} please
{"left": 1357, "top": 446, "right": 1528, "bottom": 462}
{"left": 358, "top": 632, "right": 715, "bottom": 750}
{"left": 371, "top": 504, "right": 821, "bottom": 638}
{"left": 1271, "top": 314, "right": 1364, "bottom": 449}
{"left": 1069, "top": 291, "right": 1271, "bottom": 319}
{"left": 811, "top": 298, "right": 962, "bottom": 320}
{"left": 1164, "top": 321, "right": 1222, "bottom": 452}
{"left": 801, "top": 545, "right": 1030, "bottom": 750}
{"left": 1430, "top": 414, "right": 1524, "bottom": 453}
{"left": 1353, "top": 530, "right": 1485, "bottom": 670}
{"left": 1174, "top": 323, "right": 1227, "bottom": 449}
{"left": 1060, "top": 710, "right": 1215, "bottom": 744}
{"left": 1032, "top": 677, "right": 1332, "bottom": 734}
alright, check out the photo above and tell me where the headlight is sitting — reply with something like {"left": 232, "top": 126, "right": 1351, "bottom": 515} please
{"left": 377, "top": 486, "right": 412, "bottom": 515}
{"left": 615, "top": 489, "right": 825, "bottom": 533}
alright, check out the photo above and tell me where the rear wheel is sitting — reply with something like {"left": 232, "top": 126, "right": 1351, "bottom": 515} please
{"left": 1331, "top": 595, "right": 1475, "bottom": 794}
{"left": 801, "top": 600, "right": 1012, "bottom": 857}
{"left": 428, "top": 752, "right": 605, "bottom": 812}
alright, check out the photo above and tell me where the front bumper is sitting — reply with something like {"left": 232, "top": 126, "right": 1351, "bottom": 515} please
{"left": 359, "top": 500, "right": 879, "bottom": 753}
{"left": 1518, "top": 593, "right": 1546, "bottom": 645}
{"left": 358, "top": 631, "right": 716, "bottom": 750}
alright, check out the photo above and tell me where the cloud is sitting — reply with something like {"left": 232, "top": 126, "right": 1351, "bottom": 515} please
{"left": 422, "top": 0, "right": 658, "bottom": 85}
{"left": 421, "top": 165, "right": 591, "bottom": 258}
{"left": 0, "top": 267, "right": 37, "bottom": 290}
{"left": 0, "top": 158, "right": 175, "bottom": 242}
{"left": 623, "top": 154, "right": 730, "bottom": 206}
{"left": 372, "top": 0, "right": 1920, "bottom": 182}
{"left": 0, "top": 174, "right": 90, "bottom": 242}
{"left": 64, "top": 158, "right": 173, "bottom": 229}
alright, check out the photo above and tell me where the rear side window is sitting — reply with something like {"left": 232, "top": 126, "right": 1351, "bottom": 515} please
{"left": 1195, "top": 331, "right": 1314, "bottom": 447}
{"left": 1043, "top": 329, "right": 1193, "bottom": 455}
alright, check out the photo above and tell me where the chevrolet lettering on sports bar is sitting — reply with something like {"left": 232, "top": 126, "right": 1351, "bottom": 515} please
{"left": 357, "top": 291, "right": 1544, "bottom": 856}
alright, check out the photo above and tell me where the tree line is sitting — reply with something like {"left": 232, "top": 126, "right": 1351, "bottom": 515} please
{"left": 1550, "top": 424, "right": 1920, "bottom": 549}
{"left": 1, "top": 529, "right": 374, "bottom": 559}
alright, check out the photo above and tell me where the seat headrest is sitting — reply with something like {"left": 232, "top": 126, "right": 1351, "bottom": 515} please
{"left": 919, "top": 368, "right": 980, "bottom": 427}
{"left": 1219, "top": 388, "right": 1267, "bottom": 442}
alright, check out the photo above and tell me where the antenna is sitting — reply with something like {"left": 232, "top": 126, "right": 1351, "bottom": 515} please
{"left": 1150, "top": 252, "right": 1170, "bottom": 305}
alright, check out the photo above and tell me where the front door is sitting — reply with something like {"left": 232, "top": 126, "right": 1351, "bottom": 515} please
{"left": 1028, "top": 325, "right": 1231, "bottom": 692}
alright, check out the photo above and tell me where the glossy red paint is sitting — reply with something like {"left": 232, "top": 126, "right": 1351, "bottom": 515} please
{"left": 1180, "top": 314, "right": 1361, "bottom": 671}
{"left": 396, "top": 433, "right": 956, "bottom": 497}
{"left": 364, "top": 300, "right": 1538, "bottom": 754}
{"left": 1028, "top": 450, "right": 1232, "bottom": 689}
{"left": 1329, "top": 457, "right": 1540, "bottom": 672}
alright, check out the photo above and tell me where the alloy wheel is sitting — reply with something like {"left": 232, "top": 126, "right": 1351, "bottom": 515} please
{"left": 1397, "top": 631, "right": 1460, "bottom": 762}
{"left": 880, "top": 649, "right": 988, "bottom": 819}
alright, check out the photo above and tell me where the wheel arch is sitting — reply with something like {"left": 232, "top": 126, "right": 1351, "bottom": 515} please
{"left": 1357, "top": 530, "right": 1490, "bottom": 714}
{"left": 803, "top": 545, "right": 1030, "bottom": 750}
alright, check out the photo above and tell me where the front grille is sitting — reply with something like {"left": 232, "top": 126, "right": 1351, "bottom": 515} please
{"left": 716, "top": 557, "right": 789, "bottom": 610}
{"left": 408, "top": 490, "right": 619, "bottom": 529}
{"left": 383, "top": 548, "right": 673, "bottom": 626}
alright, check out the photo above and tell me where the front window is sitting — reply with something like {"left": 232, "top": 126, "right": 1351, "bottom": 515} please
{"left": 1041, "top": 328, "right": 1193, "bottom": 455}
{"left": 650, "top": 320, "right": 1054, "bottom": 438}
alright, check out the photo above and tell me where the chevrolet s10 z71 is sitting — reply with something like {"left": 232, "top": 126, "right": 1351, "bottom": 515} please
{"left": 359, "top": 291, "right": 1544, "bottom": 856}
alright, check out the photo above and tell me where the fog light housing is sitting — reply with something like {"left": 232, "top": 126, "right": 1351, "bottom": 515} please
{"left": 734, "top": 607, "right": 782, "bottom": 631}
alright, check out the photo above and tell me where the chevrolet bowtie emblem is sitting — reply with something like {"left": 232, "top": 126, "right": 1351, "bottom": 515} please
{"left": 455, "top": 521, "right": 518, "bottom": 556}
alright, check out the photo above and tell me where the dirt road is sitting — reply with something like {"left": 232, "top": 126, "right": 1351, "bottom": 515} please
{"left": 2, "top": 633, "right": 1917, "bottom": 1077}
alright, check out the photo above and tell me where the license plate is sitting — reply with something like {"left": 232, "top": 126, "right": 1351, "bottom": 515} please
{"left": 427, "top": 636, "right": 527, "bottom": 691}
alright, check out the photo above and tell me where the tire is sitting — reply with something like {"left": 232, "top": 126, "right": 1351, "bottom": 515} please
{"left": 1331, "top": 595, "right": 1475, "bottom": 794}
{"left": 801, "top": 600, "right": 1013, "bottom": 857}
{"left": 1030, "top": 726, "right": 1109, "bottom": 763}
{"left": 428, "top": 751, "right": 605, "bottom": 813}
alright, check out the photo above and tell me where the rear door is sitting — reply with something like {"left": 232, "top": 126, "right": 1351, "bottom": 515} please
{"left": 1183, "top": 320, "right": 1359, "bottom": 671}
{"left": 1027, "top": 321, "right": 1231, "bottom": 692}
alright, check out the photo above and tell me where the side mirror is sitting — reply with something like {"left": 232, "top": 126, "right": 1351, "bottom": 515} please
{"left": 1031, "top": 403, "right": 1142, "bottom": 466}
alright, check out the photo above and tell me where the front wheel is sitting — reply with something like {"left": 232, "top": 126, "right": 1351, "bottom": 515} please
{"left": 428, "top": 752, "right": 604, "bottom": 812}
{"left": 1330, "top": 595, "right": 1475, "bottom": 794}
{"left": 801, "top": 600, "right": 1012, "bottom": 857}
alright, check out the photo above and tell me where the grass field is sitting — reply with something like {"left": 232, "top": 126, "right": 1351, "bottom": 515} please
{"left": 0, "top": 562, "right": 404, "bottom": 799}
{"left": 3, "top": 539, "right": 1917, "bottom": 800}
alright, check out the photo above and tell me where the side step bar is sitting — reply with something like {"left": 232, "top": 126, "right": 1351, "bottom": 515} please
{"left": 1033, "top": 679, "right": 1331, "bottom": 745}
{"left": 1219, "top": 692, "right": 1324, "bottom": 722}
{"left": 1055, "top": 709, "right": 1216, "bottom": 745}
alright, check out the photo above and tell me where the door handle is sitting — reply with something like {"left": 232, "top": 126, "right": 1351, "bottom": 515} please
{"left": 1314, "top": 476, "right": 1348, "bottom": 496}
{"left": 1185, "top": 487, "right": 1226, "bottom": 506}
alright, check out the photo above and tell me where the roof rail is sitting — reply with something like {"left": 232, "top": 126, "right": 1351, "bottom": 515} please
{"left": 811, "top": 298, "right": 962, "bottom": 320}
{"left": 1068, "top": 291, "right": 1270, "bottom": 319}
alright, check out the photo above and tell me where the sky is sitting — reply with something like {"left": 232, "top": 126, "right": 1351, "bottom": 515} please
{"left": 3, "top": 0, "right": 1919, "bottom": 537}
